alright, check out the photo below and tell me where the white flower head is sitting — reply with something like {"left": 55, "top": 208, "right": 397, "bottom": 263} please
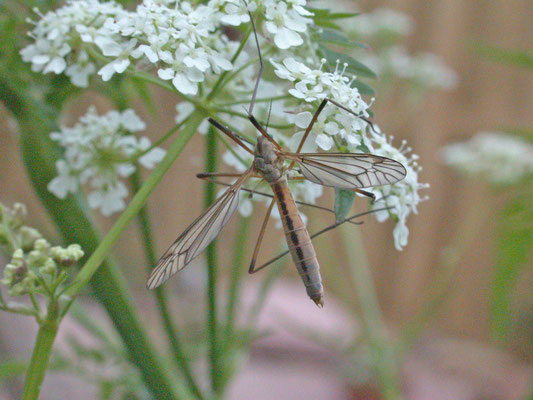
{"left": 268, "top": 57, "right": 426, "bottom": 250}
{"left": 442, "top": 132, "right": 533, "bottom": 185}
{"left": 48, "top": 107, "right": 166, "bottom": 216}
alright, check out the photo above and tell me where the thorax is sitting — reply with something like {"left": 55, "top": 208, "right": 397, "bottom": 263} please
{"left": 253, "top": 136, "right": 284, "bottom": 183}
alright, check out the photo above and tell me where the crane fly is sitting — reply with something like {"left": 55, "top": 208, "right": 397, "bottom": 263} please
{"left": 147, "top": 10, "right": 407, "bottom": 307}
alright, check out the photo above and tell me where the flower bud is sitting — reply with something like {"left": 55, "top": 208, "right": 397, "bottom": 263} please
{"left": 51, "top": 244, "right": 83, "bottom": 267}
{"left": 19, "top": 227, "right": 42, "bottom": 252}
{"left": 39, "top": 258, "right": 57, "bottom": 276}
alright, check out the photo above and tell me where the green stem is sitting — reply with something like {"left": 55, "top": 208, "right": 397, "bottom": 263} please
{"left": 224, "top": 216, "right": 251, "bottom": 340}
{"left": 22, "top": 299, "right": 59, "bottom": 400}
{"left": 204, "top": 125, "right": 221, "bottom": 394}
{"left": 207, "top": 26, "right": 252, "bottom": 101}
{"left": 340, "top": 224, "right": 403, "bottom": 400}
{"left": 212, "top": 107, "right": 294, "bottom": 129}
{"left": 65, "top": 110, "right": 206, "bottom": 298}
{"left": 216, "top": 94, "right": 290, "bottom": 107}
{"left": 3, "top": 73, "right": 187, "bottom": 399}
{"left": 130, "top": 169, "right": 205, "bottom": 400}
{"left": 59, "top": 109, "right": 206, "bottom": 400}
{"left": 245, "top": 242, "right": 286, "bottom": 328}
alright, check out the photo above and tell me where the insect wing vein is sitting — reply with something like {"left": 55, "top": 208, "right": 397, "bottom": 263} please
{"left": 146, "top": 171, "right": 251, "bottom": 289}
{"left": 285, "top": 153, "right": 406, "bottom": 189}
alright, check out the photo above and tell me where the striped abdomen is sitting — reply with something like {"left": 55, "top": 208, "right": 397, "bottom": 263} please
{"left": 271, "top": 177, "right": 324, "bottom": 307}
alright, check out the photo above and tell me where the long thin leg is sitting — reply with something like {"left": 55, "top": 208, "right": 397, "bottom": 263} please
{"left": 246, "top": 4, "right": 263, "bottom": 118}
{"left": 294, "top": 99, "right": 328, "bottom": 155}
{"left": 196, "top": 172, "right": 250, "bottom": 180}
{"left": 196, "top": 175, "right": 362, "bottom": 221}
{"left": 208, "top": 117, "right": 254, "bottom": 155}
{"left": 243, "top": 4, "right": 282, "bottom": 150}
{"left": 256, "top": 206, "right": 390, "bottom": 271}
{"left": 249, "top": 198, "right": 275, "bottom": 274}
{"left": 293, "top": 97, "right": 376, "bottom": 158}
{"left": 353, "top": 188, "right": 376, "bottom": 202}
{"left": 324, "top": 97, "right": 378, "bottom": 133}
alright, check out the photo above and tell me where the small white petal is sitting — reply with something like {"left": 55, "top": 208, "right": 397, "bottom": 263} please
{"left": 315, "top": 134, "right": 334, "bottom": 150}
{"left": 274, "top": 27, "right": 303, "bottom": 49}
{"left": 139, "top": 148, "right": 166, "bottom": 169}
{"left": 98, "top": 63, "right": 117, "bottom": 81}
{"left": 157, "top": 68, "right": 175, "bottom": 81}
{"left": 113, "top": 58, "right": 130, "bottom": 74}
{"left": 43, "top": 57, "right": 67, "bottom": 74}
{"left": 172, "top": 73, "right": 197, "bottom": 95}
{"left": 294, "top": 112, "right": 312, "bottom": 128}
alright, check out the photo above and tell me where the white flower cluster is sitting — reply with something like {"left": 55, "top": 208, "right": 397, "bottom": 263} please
{"left": 21, "top": 0, "right": 313, "bottom": 93}
{"left": 272, "top": 58, "right": 371, "bottom": 152}
{"left": 48, "top": 107, "right": 165, "bottom": 216}
{"left": 441, "top": 131, "right": 533, "bottom": 185}
{"left": 217, "top": 55, "right": 425, "bottom": 249}
{"left": 21, "top": 0, "right": 126, "bottom": 87}
{"left": 349, "top": 8, "right": 458, "bottom": 90}
{"left": 23, "top": 0, "right": 426, "bottom": 249}
{"left": 269, "top": 57, "right": 427, "bottom": 250}
{"left": 360, "top": 47, "right": 458, "bottom": 90}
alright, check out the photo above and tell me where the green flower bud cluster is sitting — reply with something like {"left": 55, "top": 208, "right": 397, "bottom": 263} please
{"left": 1, "top": 203, "right": 84, "bottom": 297}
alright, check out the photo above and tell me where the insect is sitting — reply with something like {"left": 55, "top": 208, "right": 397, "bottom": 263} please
{"left": 147, "top": 11, "right": 407, "bottom": 307}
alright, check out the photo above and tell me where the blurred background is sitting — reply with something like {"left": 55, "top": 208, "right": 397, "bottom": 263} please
{"left": 0, "top": 0, "right": 531, "bottom": 399}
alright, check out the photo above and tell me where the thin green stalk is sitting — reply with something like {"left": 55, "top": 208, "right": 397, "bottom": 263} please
{"left": 212, "top": 107, "right": 294, "bottom": 129}
{"left": 224, "top": 216, "right": 251, "bottom": 340}
{"left": 2, "top": 50, "right": 196, "bottom": 400}
{"left": 21, "top": 299, "right": 59, "bottom": 400}
{"left": 216, "top": 47, "right": 274, "bottom": 94}
{"left": 204, "top": 125, "right": 221, "bottom": 394}
{"left": 216, "top": 94, "right": 290, "bottom": 107}
{"left": 130, "top": 169, "right": 205, "bottom": 400}
{"left": 245, "top": 243, "right": 286, "bottom": 328}
{"left": 65, "top": 110, "right": 206, "bottom": 298}
{"left": 340, "top": 224, "right": 403, "bottom": 400}
{"left": 207, "top": 26, "right": 252, "bottom": 101}
{"left": 148, "top": 119, "right": 188, "bottom": 154}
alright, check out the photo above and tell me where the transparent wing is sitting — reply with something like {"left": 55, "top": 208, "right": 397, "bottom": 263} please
{"left": 147, "top": 170, "right": 252, "bottom": 289}
{"left": 284, "top": 153, "right": 406, "bottom": 189}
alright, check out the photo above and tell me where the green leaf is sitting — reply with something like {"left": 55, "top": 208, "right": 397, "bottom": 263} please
{"left": 352, "top": 79, "right": 375, "bottom": 95}
{"left": 308, "top": 7, "right": 359, "bottom": 29}
{"left": 307, "top": 7, "right": 359, "bottom": 20}
{"left": 319, "top": 29, "right": 369, "bottom": 49}
{"left": 334, "top": 188, "right": 356, "bottom": 223}
{"left": 474, "top": 42, "right": 533, "bottom": 70}
{"left": 320, "top": 45, "right": 377, "bottom": 79}
{"left": 357, "top": 143, "right": 372, "bottom": 153}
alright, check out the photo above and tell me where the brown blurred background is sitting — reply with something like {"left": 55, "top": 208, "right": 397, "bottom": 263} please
{"left": 1, "top": 0, "right": 532, "bottom": 398}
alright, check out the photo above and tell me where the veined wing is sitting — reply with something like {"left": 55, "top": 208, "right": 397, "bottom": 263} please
{"left": 284, "top": 153, "right": 406, "bottom": 189}
{"left": 147, "top": 170, "right": 252, "bottom": 290}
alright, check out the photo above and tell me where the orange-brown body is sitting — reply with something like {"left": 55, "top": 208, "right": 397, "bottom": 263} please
{"left": 254, "top": 136, "right": 324, "bottom": 306}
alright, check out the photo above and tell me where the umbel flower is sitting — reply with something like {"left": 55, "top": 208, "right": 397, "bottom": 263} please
{"left": 218, "top": 57, "right": 427, "bottom": 250}
{"left": 23, "top": 0, "right": 427, "bottom": 249}
{"left": 0, "top": 203, "right": 84, "bottom": 297}
{"left": 441, "top": 131, "right": 533, "bottom": 185}
{"left": 48, "top": 107, "right": 165, "bottom": 216}
{"left": 21, "top": 0, "right": 313, "bottom": 93}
